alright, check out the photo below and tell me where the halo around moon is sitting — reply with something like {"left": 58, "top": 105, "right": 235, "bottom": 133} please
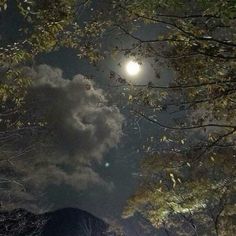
{"left": 126, "top": 61, "right": 141, "bottom": 76}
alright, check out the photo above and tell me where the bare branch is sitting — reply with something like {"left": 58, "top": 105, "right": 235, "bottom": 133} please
{"left": 134, "top": 110, "right": 236, "bottom": 130}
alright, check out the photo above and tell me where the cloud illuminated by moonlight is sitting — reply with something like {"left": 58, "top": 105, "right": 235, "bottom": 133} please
{"left": 0, "top": 65, "right": 124, "bottom": 211}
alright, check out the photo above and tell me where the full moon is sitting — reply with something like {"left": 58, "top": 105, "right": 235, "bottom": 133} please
{"left": 126, "top": 61, "right": 141, "bottom": 76}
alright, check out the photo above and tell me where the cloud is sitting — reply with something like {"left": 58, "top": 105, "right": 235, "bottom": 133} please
{"left": 0, "top": 65, "right": 124, "bottom": 211}
{"left": 26, "top": 65, "right": 123, "bottom": 160}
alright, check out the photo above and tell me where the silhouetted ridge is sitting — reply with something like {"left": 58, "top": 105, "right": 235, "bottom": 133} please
{"left": 0, "top": 208, "right": 117, "bottom": 236}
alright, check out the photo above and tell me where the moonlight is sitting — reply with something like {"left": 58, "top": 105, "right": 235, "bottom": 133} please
{"left": 126, "top": 61, "right": 141, "bottom": 76}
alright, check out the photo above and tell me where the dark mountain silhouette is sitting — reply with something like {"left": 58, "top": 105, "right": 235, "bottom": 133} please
{"left": 0, "top": 208, "right": 118, "bottom": 236}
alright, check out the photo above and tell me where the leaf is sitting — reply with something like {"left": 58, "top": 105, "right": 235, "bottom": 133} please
{"left": 170, "top": 173, "right": 176, "bottom": 188}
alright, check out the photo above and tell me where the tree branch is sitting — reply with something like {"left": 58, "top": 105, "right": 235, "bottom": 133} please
{"left": 134, "top": 110, "right": 236, "bottom": 130}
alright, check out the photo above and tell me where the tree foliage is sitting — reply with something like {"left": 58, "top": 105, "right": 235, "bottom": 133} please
{"left": 124, "top": 150, "right": 236, "bottom": 235}
{"left": 108, "top": 0, "right": 236, "bottom": 234}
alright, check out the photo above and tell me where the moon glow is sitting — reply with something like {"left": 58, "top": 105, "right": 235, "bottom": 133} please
{"left": 126, "top": 61, "right": 141, "bottom": 76}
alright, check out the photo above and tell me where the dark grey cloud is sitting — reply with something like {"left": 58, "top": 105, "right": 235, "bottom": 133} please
{"left": 27, "top": 65, "right": 123, "bottom": 160}
{"left": 0, "top": 65, "right": 124, "bottom": 211}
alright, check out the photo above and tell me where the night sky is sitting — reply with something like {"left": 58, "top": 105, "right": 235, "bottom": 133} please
{"left": 0, "top": 2, "right": 174, "bottom": 235}
{"left": 2, "top": 1, "right": 236, "bottom": 235}
{"left": 36, "top": 47, "right": 160, "bottom": 216}
{"left": 31, "top": 38, "right": 173, "bottom": 235}
{"left": 31, "top": 23, "right": 170, "bottom": 214}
